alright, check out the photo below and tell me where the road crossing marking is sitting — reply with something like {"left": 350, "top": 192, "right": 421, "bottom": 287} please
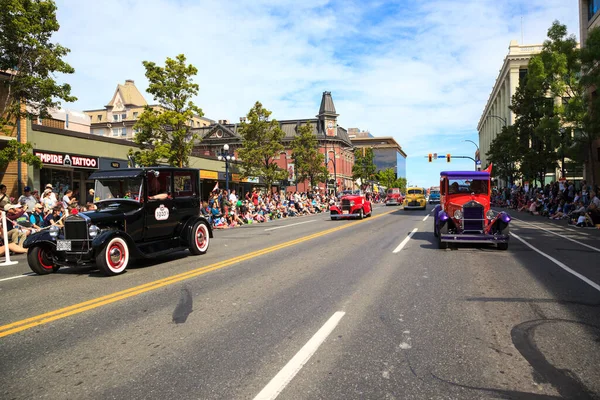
{"left": 253, "top": 311, "right": 345, "bottom": 400}
{"left": 393, "top": 228, "right": 418, "bottom": 253}
{"left": 422, "top": 215, "right": 430, "bottom": 222}
{"left": 0, "top": 273, "right": 36, "bottom": 283}
{"left": 264, "top": 220, "right": 316, "bottom": 231}
{"left": 0, "top": 209, "right": 396, "bottom": 338}
{"left": 511, "top": 232, "right": 600, "bottom": 293}
{"left": 511, "top": 218, "right": 600, "bottom": 253}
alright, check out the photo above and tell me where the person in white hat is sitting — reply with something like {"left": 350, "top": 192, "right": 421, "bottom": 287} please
{"left": 41, "top": 184, "right": 57, "bottom": 211}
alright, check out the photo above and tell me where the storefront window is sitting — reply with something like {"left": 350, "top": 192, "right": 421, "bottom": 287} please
{"left": 40, "top": 168, "right": 72, "bottom": 197}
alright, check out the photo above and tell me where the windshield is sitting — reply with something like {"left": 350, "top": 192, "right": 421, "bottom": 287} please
{"left": 407, "top": 189, "right": 423, "bottom": 195}
{"left": 430, "top": 191, "right": 440, "bottom": 196}
{"left": 448, "top": 179, "right": 488, "bottom": 195}
{"left": 387, "top": 189, "right": 399, "bottom": 195}
{"left": 94, "top": 178, "right": 143, "bottom": 202}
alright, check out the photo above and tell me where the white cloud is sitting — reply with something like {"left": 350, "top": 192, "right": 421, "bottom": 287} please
{"left": 53, "top": 0, "right": 580, "bottom": 186}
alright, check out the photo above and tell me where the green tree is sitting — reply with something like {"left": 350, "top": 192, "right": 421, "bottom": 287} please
{"left": 291, "top": 123, "right": 328, "bottom": 187}
{"left": 394, "top": 177, "right": 407, "bottom": 193}
{"left": 486, "top": 125, "right": 523, "bottom": 184}
{"left": 0, "top": 0, "right": 76, "bottom": 168}
{"left": 237, "top": 101, "right": 287, "bottom": 189}
{"left": 352, "top": 147, "right": 376, "bottom": 189}
{"left": 510, "top": 56, "right": 557, "bottom": 186}
{"left": 130, "top": 54, "right": 203, "bottom": 167}
{"left": 539, "top": 21, "right": 582, "bottom": 178}
{"left": 579, "top": 26, "right": 600, "bottom": 185}
{"left": 376, "top": 168, "right": 396, "bottom": 189}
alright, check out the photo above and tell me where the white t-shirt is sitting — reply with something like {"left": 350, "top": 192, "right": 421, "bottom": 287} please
{"left": 62, "top": 195, "right": 71, "bottom": 208}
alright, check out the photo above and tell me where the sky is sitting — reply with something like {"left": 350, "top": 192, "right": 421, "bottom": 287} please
{"left": 53, "top": 0, "right": 580, "bottom": 188}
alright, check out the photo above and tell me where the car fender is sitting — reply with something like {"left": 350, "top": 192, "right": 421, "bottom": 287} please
{"left": 22, "top": 231, "right": 57, "bottom": 249}
{"left": 92, "top": 230, "right": 143, "bottom": 258}
{"left": 181, "top": 216, "right": 214, "bottom": 244}
{"left": 436, "top": 207, "right": 449, "bottom": 227}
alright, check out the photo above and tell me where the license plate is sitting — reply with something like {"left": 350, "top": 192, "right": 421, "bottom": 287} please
{"left": 342, "top": 210, "right": 349, "bottom": 214}
{"left": 56, "top": 240, "right": 71, "bottom": 251}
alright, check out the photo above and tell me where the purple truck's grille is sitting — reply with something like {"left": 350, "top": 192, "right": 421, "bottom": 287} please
{"left": 463, "top": 204, "right": 484, "bottom": 232}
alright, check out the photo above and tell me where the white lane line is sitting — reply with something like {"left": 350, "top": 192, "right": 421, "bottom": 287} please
{"left": 511, "top": 233, "right": 600, "bottom": 293}
{"left": 0, "top": 272, "right": 36, "bottom": 283}
{"left": 393, "top": 228, "right": 418, "bottom": 253}
{"left": 422, "top": 215, "right": 430, "bottom": 222}
{"left": 512, "top": 218, "right": 600, "bottom": 253}
{"left": 254, "top": 311, "right": 345, "bottom": 400}
{"left": 264, "top": 220, "right": 317, "bottom": 232}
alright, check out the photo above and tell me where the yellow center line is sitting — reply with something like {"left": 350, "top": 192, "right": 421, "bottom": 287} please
{"left": 0, "top": 208, "right": 396, "bottom": 338}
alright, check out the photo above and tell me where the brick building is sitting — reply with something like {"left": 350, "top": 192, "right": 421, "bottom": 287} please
{"left": 191, "top": 91, "right": 355, "bottom": 193}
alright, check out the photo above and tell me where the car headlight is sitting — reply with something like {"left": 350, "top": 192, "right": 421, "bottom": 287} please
{"left": 350, "top": 201, "right": 355, "bottom": 206}
{"left": 486, "top": 210, "right": 496, "bottom": 220}
{"left": 89, "top": 225, "right": 99, "bottom": 238}
{"left": 49, "top": 225, "right": 59, "bottom": 238}
{"left": 454, "top": 210, "right": 463, "bottom": 219}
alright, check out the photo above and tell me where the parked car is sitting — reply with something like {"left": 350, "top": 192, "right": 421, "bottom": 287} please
{"left": 23, "top": 167, "right": 213, "bottom": 276}
{"left": 433, "top": 167, "right": 510, "bottom": 250}
{"left": 330, "top": 191, "right": 372, "bottom": 220}
{"left": 385, "top": 188, "right": 404, "bottom": 206}
{"left": 403, "top": 187, "right": 426, "bottom": 210}
{"left": 429, "top": 189, "right": 440, "bottom": 204}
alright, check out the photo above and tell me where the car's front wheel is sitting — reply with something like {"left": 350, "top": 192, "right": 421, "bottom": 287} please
{"left": 27, "top": 246, "right": 59, "bottom": 275}
{"left": 96, "top": 237, "right": 130, "bottom": 276}
{"left": 438, "top": 224, "right": 448, "bottom": 249}
{"left": 189, "top": 220, "right": 210, "bottom": 255}
{"left": 357, "top": 208, "right": 364, "bottom": 220}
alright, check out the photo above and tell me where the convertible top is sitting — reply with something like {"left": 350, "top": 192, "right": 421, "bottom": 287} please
{"left": 88, "top": 169, "right": 145, "bottom": 180}
{"left": 440, "top": 171, "right": 490, "bottom": 179}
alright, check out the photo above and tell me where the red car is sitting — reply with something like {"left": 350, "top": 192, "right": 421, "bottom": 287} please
{"left": 330, "top": 191, "right": 372, "bottom": 220}
{"left": 385, "top": 188, "right": 404, "bottom": 206}
{"left": 433, "top": 165, "right": 511, "bottom": 250}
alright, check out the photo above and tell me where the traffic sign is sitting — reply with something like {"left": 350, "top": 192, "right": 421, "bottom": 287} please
{"left": 433, "top": 153, "right": 437, "bottom": 160}
{"left": 476, "top": 160, "right": 481, "bottom": 165}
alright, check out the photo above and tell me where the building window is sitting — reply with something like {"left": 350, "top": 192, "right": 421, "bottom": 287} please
{"left": 97, "top": 115, "right": 102, "bottom": 122}
{"left": 113, "top": 114, "right": 119, "bottom": 122}
{"left": 112, "top": 128, "right": 119, "bottom": 136}
{"left": 122, "top": 113, "right": 127, "bottom": 120}
{"left": 133, "top": 112, "right": 138, "bottom": 119}
{"left": 121, "top": 127, "right": 127, "bottom": 136}
{"left": 589, "top": 0, "right": 600, "bottom": 20}
{"left": 519, "top": 68, "right": 528, "bottom": 82}
{"left": 94, "top": 128, "right": 105, "bottom": 136}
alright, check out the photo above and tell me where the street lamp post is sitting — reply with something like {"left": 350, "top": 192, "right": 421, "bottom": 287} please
{"left": 486, "top": 114, "right": 508, "bottom": 127}
{"left": 217, "top": 144, "right": 235, "bottom": 192}
{"left": 462, "top": 140, "right": 480, "bottom": 171}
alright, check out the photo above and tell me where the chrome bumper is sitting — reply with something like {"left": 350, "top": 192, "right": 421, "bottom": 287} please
{"left": 440, "top": 233, "right": 509, "bottom": 243}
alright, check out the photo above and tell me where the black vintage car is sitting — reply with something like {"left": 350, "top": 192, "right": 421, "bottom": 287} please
{"left": 23, "top": 167, "right": 213, "bottom": 276}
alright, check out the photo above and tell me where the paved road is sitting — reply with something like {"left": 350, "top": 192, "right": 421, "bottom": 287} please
{"left": 1, "top": 204, "right": 599, "bottom": 399}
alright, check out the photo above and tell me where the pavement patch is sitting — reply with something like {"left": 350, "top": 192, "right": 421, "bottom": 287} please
{"left": 0, "top": 209, "right": 395, "bottom": 338}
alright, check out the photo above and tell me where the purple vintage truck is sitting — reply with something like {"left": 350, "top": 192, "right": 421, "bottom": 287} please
{"left": 433, "top": 166, "right": 511, "bottom": 250}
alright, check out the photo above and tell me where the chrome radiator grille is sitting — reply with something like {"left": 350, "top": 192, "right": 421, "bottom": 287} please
{"left": 64, "top": 218, "right": 88, "bottom": 240}
{"left": 341, "top": 199, "right": 351, "bottom": 211}
{"left": 462, "top": 202, "right": 484, "bottom": 232}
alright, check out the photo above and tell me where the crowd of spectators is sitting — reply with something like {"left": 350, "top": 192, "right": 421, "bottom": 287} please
{"left": 0, "top": 183, "right": 96, "bottom": 255}
{"left": 492, "top": 180, "right": 600, "bottom": 228}
{"left": 201, "top": 188, "right": 337, "bottom": 229}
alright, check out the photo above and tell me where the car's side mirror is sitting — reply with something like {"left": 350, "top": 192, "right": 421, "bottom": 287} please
{"left": 154, "top": 171, "right": 160, "bottom": 177}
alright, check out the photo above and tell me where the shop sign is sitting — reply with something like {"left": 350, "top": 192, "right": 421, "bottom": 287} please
{"left": 232, "top": 174, "right": 241, "bottom": 182}
{"left": 111, "top": 162, "right": 120, "bottom": 168}
{"left": 244, "top": 176, "right": 259, "bottom": 183}
{"left": 34, "top": 150, "right": 99, "bottom": 169}
{"left": 200, "top": 170, "right": 218, "bottom": 179}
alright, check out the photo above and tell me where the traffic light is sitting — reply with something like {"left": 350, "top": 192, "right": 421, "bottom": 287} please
{"left": 446, "top": 154, "right": 451, "bottom": 162}
{"left": 428, "top": 153, "right": 432, "bottom": 162}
